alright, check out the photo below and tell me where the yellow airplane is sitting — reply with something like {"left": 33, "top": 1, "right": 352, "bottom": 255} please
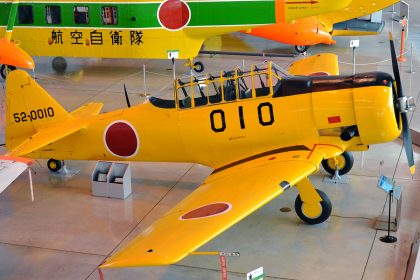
{"left": 0, "top": 0, "right": 353, "bottom": 75}
{"left": 1, "top": 34, "right": 415, "bottom": 268}
{"left": 244, "top": 0, "right": 399, "bottom": 53}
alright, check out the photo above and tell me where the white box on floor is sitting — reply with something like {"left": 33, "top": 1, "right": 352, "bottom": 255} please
{"left": 91, "top": 161, "right": 132, "bottom": 199}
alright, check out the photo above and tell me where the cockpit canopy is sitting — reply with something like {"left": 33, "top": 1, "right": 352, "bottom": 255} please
{"left": 148, "top": 62, "right": 394, "bottom": 109}
{"left": 149, "top": 62, "right": 288, "bottom": 109}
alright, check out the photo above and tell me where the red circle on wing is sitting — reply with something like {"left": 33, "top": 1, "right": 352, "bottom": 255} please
{"left": 158, "top": 0, "right": 190, "bottom": 30}
{"left": 105, "top": 122, "right": 138, "bottom": 157}
{"left": 181, "top": 203, "right": 231, "bottom": 220}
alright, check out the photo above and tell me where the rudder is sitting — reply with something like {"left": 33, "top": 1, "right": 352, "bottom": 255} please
{"left": 5, "top": 70, "right": 70, "bottom": 150}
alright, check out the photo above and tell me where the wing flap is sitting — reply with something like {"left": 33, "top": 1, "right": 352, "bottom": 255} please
{"left": 101, "top": 150, "right": 321, "bottom": 268}
{"left": 9, "top": 122, "right": 86, "bottom": 157}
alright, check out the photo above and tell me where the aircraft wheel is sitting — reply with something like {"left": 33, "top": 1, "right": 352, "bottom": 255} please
{"left": 295, "top": 45, "right": 309, "bottom": 53}
{"left": 295, "top": 189, "right": 332, "bottom": 224}
{"left": 52, "top": 56, "right": 67, "bottom": 74}
{"left": 321, "top": 151, "right": 354, "bottom": 176}
{"left": 47, "top": 159, "right": 62, "bottom": 172}
{"left": 193, "top": 61, "right": 204, "bottom": 73}
{"left": 1, "top": 65, "right": 17, "bottom": 79}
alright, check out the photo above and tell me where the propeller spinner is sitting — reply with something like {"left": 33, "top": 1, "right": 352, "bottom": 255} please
{"left": 389, "top": 32, "right": 416, "bottom": 174}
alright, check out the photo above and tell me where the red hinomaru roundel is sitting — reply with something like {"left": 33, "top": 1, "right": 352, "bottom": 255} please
{"left": 157, "top": 0, "right": 191, "bottom": 31}
{"left": 180, "top": 202, "right": 232, "bottom": 220}
{"left": 104, "top": 120, "right": 139, "bottom": 158}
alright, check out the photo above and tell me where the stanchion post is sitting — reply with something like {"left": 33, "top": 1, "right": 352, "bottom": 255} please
{"left": 409, "top": 43, "right": 415, "bottom": 74}
{"left": 143, "top": 64, "right": 147, "bottom": 94}
{"left": 350, "top": 40, "right": 359, "bottom": 75}
{"left": 398, "top": 16, "right": 408, "bottom": 62}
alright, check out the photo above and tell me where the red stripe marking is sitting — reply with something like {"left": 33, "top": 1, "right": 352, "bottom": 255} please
{"left": 0, "top": 156, "right": 33, "bottom": 165}
{"left": 307, "top": 144, "right": 344, "bottom": 160}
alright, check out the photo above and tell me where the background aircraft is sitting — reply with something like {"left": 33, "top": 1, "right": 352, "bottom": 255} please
{"left": 244, "top": 0, "right": 400, "bottom": 53}
{"left": 1, "top": 35, "right": 415, "bottom": 268}
{"left": 0, "top": 0, "right": 34, "bottom": 78}
{"left": 0, "top": 0, "right": 352, "bottom": 76}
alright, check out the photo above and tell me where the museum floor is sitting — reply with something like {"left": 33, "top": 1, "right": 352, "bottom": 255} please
{"left": 1, "top": 4, "right": 420, "bottom": 280}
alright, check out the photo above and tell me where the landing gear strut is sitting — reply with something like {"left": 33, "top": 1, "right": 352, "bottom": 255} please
{"left": 184, "top": 59, "right": 205, "bottom": 73}
{"left": 294, "top": 177, "right": 332, "bottom": 224}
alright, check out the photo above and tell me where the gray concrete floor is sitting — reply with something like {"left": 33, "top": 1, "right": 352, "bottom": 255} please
{"left": 1, "top": 2, "right": 420, "bottom": 280}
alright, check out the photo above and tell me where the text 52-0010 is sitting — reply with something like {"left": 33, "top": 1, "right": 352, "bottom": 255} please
{"left": 13, "top": 107, "right": 55, "bottom": 123}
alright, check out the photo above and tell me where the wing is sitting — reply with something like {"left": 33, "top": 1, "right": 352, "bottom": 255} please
{"left": 101, "top": 148, "right": 327, "bottom": 268}
{"left": 288, "top": 53, "right": 339, "bottom": 76}
{"left": 0, "top": 156, "right": 33, "bottom": 194}
{"left": 318, "top": 0, "right": 399, "bottom": 32}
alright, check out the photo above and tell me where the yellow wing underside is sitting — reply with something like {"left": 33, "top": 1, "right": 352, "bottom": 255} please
{"left": 318, "top": 0, "right": 399, "bottom": 32}
{"left": 100, "top": 148, "right": 330, "bottom": 268}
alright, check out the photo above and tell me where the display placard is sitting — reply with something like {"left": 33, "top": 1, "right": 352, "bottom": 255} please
{"left": 377, "top": 175, "right": 393, "bottom": 193}
{"left": 247, "top": 267, "right": 264, "bottom": 280}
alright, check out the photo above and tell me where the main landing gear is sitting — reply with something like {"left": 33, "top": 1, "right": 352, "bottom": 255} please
{"left": 321, "top": 151, "right": 354, "bottom": 176}
{"left": 295, "top": 45, "right": 309, "bottom": 54}
{"left": 294, "top": 177, "right": 332, "bottom": 224}
{"left": 1, "top": 64, "right": 16, "bottom": 79}
{"left": 184, "top": 59, "right": 204, "bottom": 73}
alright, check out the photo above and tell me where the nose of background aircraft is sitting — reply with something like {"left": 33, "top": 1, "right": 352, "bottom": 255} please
{"left": 0, "top": 38, "right": 34, "bottom": 70}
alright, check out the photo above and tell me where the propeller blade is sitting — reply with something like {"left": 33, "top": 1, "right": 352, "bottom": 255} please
{"left": 389, "top": 33, "right": 415, "bottom": 174}
{"left": 124, "top": 84, "right": 131, "bottom": 108}
{"left": 389, "top": 32, "right": 404, "bottom": 98}
{"left": 401, "top": 113, "right": 415, "bottom": 174}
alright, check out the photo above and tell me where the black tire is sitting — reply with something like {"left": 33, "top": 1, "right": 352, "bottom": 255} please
{"left": 295, "top": 45, "right": 309, "bottom": 53}
{"left": 193, "top": 61, "right": 204, "bottom": 73}
{"left": 295, "top": 189, "right": 332, "bottom": 224}
{"left": 321, "top": 151, "right": 354, "bottom": 176}
{"left": 1, "top": 65, "right": 17, "bottom": 79}
{"left": 52, "top": 56, "right": 67, "bottom": 74}
{"left": 47, "top": 159, "right": 62, "bottom": 172}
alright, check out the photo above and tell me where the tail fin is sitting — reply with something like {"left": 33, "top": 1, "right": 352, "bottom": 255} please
{"left": 5, "top": 70, "right": 71, "bottom": 150}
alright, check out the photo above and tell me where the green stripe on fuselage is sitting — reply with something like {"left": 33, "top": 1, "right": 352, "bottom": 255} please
{"left": 0, "top": 1, "right": 275, "bottom": 29}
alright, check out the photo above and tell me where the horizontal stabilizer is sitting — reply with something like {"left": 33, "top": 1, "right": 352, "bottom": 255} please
{"left": 9, "top": 122, "right": 86, "bottom": 157}
{"left": 70, "top": 103, "right": 104, "bottom": 118}
{"left": 0, "top": 156, "right": 33, "bottom": 194}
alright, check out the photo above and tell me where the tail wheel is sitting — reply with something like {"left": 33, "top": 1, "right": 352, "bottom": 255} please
{"left": 1, "top": 65, "right": 17, "bottom": 79}
{"left": 47, "top": 159, "right": 62, "bottom": 172}
{"left": 321, "top": 151, "right": 354, "bottom": 176}
{"left": 295, "top": 45, "right": 309, "bottom": 53}
{"left": 295, "top": 189, "right": 332, "bottom": 224}
{"left": 193, "top": 61, "right": 204, "bottom": 73}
